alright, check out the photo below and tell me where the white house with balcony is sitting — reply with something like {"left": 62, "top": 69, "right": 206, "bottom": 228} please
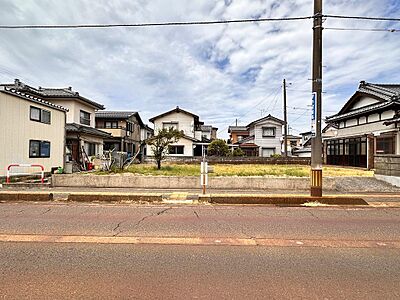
{"left": 229, "top": 115, "right": 284, "bottom": 157}
{"left": 147, "top": 106, "right": 217, "bottom": 157}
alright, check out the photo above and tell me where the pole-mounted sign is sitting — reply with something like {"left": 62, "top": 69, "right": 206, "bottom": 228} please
{"left": 311, "top": 92, "right": 316, "bottom": 136}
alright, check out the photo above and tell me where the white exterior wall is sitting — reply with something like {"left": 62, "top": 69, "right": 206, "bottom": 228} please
{"left": 336, "top": 120, "right": 395, "bottom": 137}
{"left": 147, "top": 137, "right": 193, "bottom": 157}
{"left": 0, "top": 92, "right": 66, "bottom": 176}
{"left": 350, "top": 96, "right": 379, "bottom": 110}
{"left": 153, "top": 112, "right": 195, "bottom": 138}
{"left": 253, "top": 120, "right": 283, "bottom": 156}
{"left": 49, "top": 99, "right": 96, "bottom": 127}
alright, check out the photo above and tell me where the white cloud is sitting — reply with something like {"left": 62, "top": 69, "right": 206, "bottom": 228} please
{"left": 0, "top": 0, "right": 399, "bottom": 138}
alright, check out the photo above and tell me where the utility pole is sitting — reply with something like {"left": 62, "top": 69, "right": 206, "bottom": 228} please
{"left": 283, "top": 79, "right": 288, "bottom": 157}
{"left": 311, "top": 0, "right": 323, "bottom": 197}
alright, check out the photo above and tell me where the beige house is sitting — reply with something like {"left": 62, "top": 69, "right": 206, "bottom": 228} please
{"left": 148, "top": 106, "right": 217, "bottom": 157}
{"left": 0, "top": 86, "right": 67, "bottom": 177}
{"left": 2, "top": 79, "right": 110, "bottom": 170}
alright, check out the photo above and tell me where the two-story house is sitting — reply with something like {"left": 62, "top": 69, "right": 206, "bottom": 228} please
{"left": 228, "top": 115, "right": 284, "bottom": 157}
{"left": 95, "top": 111, "right": 144, "bottom": 157}
{"left": 228, "top": 126, "right": 250, "bottom": 144}
{"left": 0, "top": 86, "right": 68, "bottom": 177}
{"left": 148, "top": 106, "right": 217, "bottom": 157}
{"left": 3, "top": 79, "right": 110, "bottom": 169}
{"left": 324, "top": 81, "right": 400, "bottom": 169}
{"left": 230, "top": 115, "right": 284, "bottom": 157}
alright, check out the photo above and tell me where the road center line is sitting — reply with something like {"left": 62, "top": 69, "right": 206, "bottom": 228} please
{"left": 0, "top": 234, "right": 399, "bottom": 249}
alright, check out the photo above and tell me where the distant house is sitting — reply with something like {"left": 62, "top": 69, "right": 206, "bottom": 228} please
{"left": 292, "top": 131, "right": 313, "bottom": 157}
{"left": 0, "top": 86, "right": 68, "bottom": 176}
{"left": 3, "top": 79, "right": 110, "bottom": 169}
{"left": 140, "top": 124, "right": 154, "bottom": 157}
{"left": 95, "top": 111, "right": 144, "bottom": 157}
{"left": 148, "top": 106, "right": 217, "bottom": 157}
{"left": 229, "top": 115, "right": 284, "bottom": 157}
{"left": 282, "top": 134, "right": 302, "bottom": 156}
{"left": 324, "top": 81, "right": 400, "bottom": 168}
{"left": 228, "top": 126, "right": 249, "bottom": 144}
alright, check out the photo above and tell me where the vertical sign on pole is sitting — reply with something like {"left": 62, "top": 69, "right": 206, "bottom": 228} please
{"left": 311, "top": 92, "right": 316, "bottom": 136}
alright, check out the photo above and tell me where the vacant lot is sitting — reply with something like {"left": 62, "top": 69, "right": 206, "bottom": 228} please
{"left": 102, "top": 164, "right": 373, "bottom": 177}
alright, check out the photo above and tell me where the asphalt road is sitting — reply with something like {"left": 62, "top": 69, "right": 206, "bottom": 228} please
{"left": 1, "top": 202, "right": 400, "bottom": 299}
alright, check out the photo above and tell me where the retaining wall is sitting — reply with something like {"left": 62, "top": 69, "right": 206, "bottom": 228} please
{"left": 53, "top": 174, "right": 345, "bottom": 191}
{"left": 374, "top": 155, "right": 400, "bottom": 187}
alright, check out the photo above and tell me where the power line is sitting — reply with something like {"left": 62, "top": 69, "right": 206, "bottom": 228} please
{"left": 0, "top": 14, "right": 399, "bottom": 30}
{"left": 323, "top": 14, "right": 400, "bottom": 22}
{"left": 0, "top": 16, "right": 314, "bottom": 30}
{"left": 325, "top": 27, "right": 400, "bottom": 32}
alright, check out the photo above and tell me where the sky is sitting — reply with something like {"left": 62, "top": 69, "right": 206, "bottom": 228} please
{"left": 0, "top": 0, "right": 399, "bottom": 138}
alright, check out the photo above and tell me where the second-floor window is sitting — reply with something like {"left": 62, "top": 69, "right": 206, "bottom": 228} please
{"left": 126, "top": 122, "right": 134, "bottom": 132}
{"left": 163, "top": 122, "right": 178, "bottom": 130}
{"left": 80, "top": 110, "right": 91, "bottom": 126}
{"left": 105, "top": 121, "right": 118, "bottom": 129}
{"left": 30, "top": 106, "right": 51, "bottom": 124}
{"left": 262, "top": 127, "right": 276, "bottom": 137}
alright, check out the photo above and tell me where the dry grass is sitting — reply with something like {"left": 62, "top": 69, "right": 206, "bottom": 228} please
{"left": 101, "top": 163, "right": 374, "bottom": 178}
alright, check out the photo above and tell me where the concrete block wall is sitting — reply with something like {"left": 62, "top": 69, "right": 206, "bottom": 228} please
{"left": 375, "top": 155, "right": 400, "bottom": 177}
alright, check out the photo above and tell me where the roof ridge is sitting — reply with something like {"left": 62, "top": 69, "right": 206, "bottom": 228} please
{"left": 1, "top": 87, "right": 69, "bottom": 112}
{"left": 361, "top": 82, "right": 399, "bottom": 97}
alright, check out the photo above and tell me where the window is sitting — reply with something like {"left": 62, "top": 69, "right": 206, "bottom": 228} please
{"left": 105, "top": 121, "right": 118, "bottom": 129}
{"left": 29, "top": 140, "right": 50, "bottom": 158}
{"left": 126, "top": 122, "right": 134, "bottom": 132}
{"left": 262, "top": 148, "right": 275, "bottom": 157}
{"left": 376, "top": 136, "right": 395, "bottom": 154}
{"left": 262, "top": 127, "right": 276, "bottom": 137}
{"left": 169, "top": 145, "right": 184, "bottom": 155}
{"left": 80, "top": 110, "right": 91, "bottom": 126}
{"left": 30, "top": 106, "right": 51, "bottom": 124}
{"left": 86, "top": 143, "right": 96, "bottom": 156}
{"left": 163, "top": 122, "right": 178, "bottom": 130}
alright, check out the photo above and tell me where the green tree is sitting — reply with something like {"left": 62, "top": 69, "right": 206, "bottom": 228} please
{"left": 232, "top": 148, "right": 245, "bottom": 157}
{"left": 208, "top": 139, "right": 229, "bottom": 157}
{"left": 146, "top": 128, "right": 184, "bottom": 169}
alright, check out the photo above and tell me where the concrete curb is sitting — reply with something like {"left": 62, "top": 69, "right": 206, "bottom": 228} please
{"left": 0, "top": 191, "right": 369, "bottom": 206}
{"left": 199, "top": 194, "right": 368, "bottom": 206}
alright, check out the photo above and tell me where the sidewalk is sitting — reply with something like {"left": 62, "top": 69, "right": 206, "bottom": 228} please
{"left": 1, "top": 185, "right": 400, "bottom": 207}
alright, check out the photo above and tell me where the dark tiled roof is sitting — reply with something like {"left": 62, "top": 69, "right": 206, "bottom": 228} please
{"left": 1, "top": 79, "right": 105, "bottom": 110}
{"left": 0, "top": 87, "right": 68, "bottom": 112}
{"left": 95, "top": 111, "right": 137, "bottom": 119}
{"left": 228, "top": 125, "right": 248, "bottom": 132}
{"left": 247, "top": 114, "right": 285, "bottom": 127}
{"left": 358, "top": 82, "right": 400, "bottom": 101}
{"left": 200, "top": 125, "right": 212, "bottom": 131}
{"left": 326, "top": 81, "right": 400, "bottom": 122}
{"left": 239, "top": 143, "right": 259, "bottom": 148}
{"left": 66, "top": 123, "right": 111, "bottom": 138}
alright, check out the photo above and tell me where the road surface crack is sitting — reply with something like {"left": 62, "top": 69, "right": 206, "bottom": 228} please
{"left": 307, "top": 210, "right": 320, "bottom": 219}
{"left": 40, "top": 208, "right": 51, "bottom": 215}
{"left": 132, "top": 207, "right": 173, "bottom": 229}
{"left": 193, "top": 211, "right": 200, "bottom": 219}
{"left": 112, "top": 220, "right": 127, "bottom": 237}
